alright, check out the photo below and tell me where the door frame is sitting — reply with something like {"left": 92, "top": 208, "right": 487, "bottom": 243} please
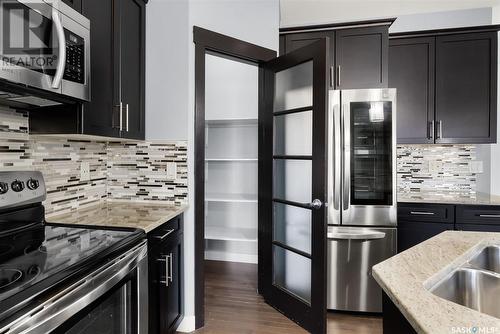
{"left": 193, "top": 26, "right": 276, "bottom": 329}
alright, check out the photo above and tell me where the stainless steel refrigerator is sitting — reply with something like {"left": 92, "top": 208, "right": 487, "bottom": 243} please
{"left": 327, "top": 88, "right": 397, "bottom": 313}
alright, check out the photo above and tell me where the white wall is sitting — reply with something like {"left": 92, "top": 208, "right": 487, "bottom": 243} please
{"left": 280, "top": 0, "right": 499, "bottom": 28}
{"left": 146, "top": 1, "right": 279, "bottom": 331}
{"left": 490, "top": 6, "right": 500, "bottom": 195}
{"left": 146, "top": 0, "right": 190, "bottom": 140}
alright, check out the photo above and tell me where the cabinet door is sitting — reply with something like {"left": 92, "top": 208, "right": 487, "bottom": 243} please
{"left": 389, "top": 37, "right": 435, "bottom": 144}
{"left": 284, "top": 31, "right": 335, "bottom": 83}
{"left": 118, "top": 0, "right": 146, "bottom": 139}
{"left": 397, "top": 220, "right": 453, "bottom": 252}
{"left": 435, "top": 32, "right": 497, "bottom": 144}
{"left": 62, "top": 0, "right": 82, "bottom": 12}
{"left": 164, "top": 234, "right": 183, "bottom": 333}
{"left": 81, "top": 0, "right": 120, "bottom": 138}
{"left": 456, "top": 224, "right": 500, "bottom": 232}
{"left": 335, "top": 26, "right": 388, "bottom": 89}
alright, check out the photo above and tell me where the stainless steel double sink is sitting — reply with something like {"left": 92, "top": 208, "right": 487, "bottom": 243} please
{"left": 428, "top": 245, "right": 500, "bottom": 319}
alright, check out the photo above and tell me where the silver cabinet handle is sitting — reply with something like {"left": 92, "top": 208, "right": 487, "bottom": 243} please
{"left": 153, "top": 229, "right": 175, "bottom": 241}
{"left": 329, "top": 66, "right": 334, "bottom": 88}
{"left": 410, "top": 211, "right": 435, "bottom": 215}
{"left": 310, "top": 199, "right": 323, "bottom": 210}
{"left": 478, "top": 214, "right": 500, "bottom": 218}
{"left": 336, "top": 65, "right": 341, "bottom": 87}
{"left": 119, "top": 102, "right": 123, "bottom": 131}
{"left": 429, "top": 120, "right": 435, "bottom": 140}
{"left": 51, "top": 7, "right": 66, "bottom": 89}
{"left": 328, "top": 231, "right": 386, "bottom": 240}
{"left": 436, "top": 120, "right": 443, "bottom": 139}
{"left": 126, "top": 103, "right": 129, "bottom": 132}
{"left": 159, "top": 253, "right": 173, "bottom": 287}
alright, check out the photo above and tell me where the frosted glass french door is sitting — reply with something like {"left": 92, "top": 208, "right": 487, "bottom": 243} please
{"left": 260, "top": 39, "right": 329, "bottom": 334}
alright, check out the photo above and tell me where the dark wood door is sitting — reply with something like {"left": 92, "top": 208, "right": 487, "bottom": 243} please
{"left": 283, "top": 31, "right": 334, "bottom": 76}
{"left": 335, "top": 26, "right": 388, "bottom": 89}
{"left": 260, "top": 39, "right": 329, "bottom": 334}
{"left": 435, "top": 32, "right": 497, "bottom": 143}
{"left": 389, "top": 37, "right": 435, "bottom": 144}
{"left": 81, "top": 0, "right": 120, "bottom": 138}
{"left": 118, "top": 0, "right": 146, "bottom": 139}
{"left": 62, "top": 0, "right": 82, "bottom": 12}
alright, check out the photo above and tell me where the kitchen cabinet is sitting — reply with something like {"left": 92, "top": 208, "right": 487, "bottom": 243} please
{"left": 280, "top": 20, "right": 392, "bottom": 89}
{"left": 435, "top": 32, "right": 497, "bottom": 144}
{"left": 397, "top": 203, "right": 454, "bottom": 252}
{"left": 389, "top": 27, "right": 498, "bottom": 144}
{"left": 335, "top": 26, "right": 388, "bottom": 89}
{"left": 149, "top": 214, "right": 184, "bottom": 334}
{"left": 30, "top": 0, "right": 146, "bottom": 140}
{"left": 456, "top": 205, "right": 500, "bottom": 232}
{"left": 389, "top": 37, "right": 435, "bottom": 144}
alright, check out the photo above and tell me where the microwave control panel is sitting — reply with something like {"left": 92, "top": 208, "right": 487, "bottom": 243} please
{"left": 63, "top": 30, "right": 85, "bottom": 84}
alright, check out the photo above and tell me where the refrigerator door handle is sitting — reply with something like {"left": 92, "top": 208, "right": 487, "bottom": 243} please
{"left": 342, "top": 102, "right": 351, "bottom": 212}
{"left": 328, "top": 231, "right": 386, "bottom": 240}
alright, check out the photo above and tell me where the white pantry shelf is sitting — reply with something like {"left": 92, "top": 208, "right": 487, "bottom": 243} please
{"left": 205, "top": 118, "right": 258, "bottom": 126}
{"left": 205, "top": 226, "right": 257, "bottom": 242}
{"left": 205, "top": 192, "right": 257, "bottom": 203}
{"left": 205, "top": 158, "right": 257, "bottom": 162}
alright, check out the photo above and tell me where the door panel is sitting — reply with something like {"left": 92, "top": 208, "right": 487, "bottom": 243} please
{"left": 435, "top": 32, "right": 497, "bottom": 143}
{"left": 335, "top": 26, "right": 388, "bottom": 89}
{"left": 389, "top": 37, "right": 435, "bottom": 144}
{"left": 260, "top": 39, "right": 328, "bottom": 334}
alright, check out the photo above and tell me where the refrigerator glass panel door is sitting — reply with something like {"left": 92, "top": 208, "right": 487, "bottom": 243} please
{"left": 340, "top": 89, "right": 397, "bottom": 227}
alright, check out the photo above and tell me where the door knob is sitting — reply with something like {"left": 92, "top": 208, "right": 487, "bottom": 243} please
{"left": 311, "top": 199, "right": 323, "bottom": 210}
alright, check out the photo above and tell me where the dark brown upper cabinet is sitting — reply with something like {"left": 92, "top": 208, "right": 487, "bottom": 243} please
{"left": 280, "top": 20, "right": 392, "bottom": 89}
{"left": 30, "top": 0, "right": 146, "bottom": 140}
{"left": 335, "top": 26, "right": 388, "bottom": 89}
{"left": 390, "top": 26, "right": 498, "bottom": 144}
{"left": 389, "top": 37, "right": 435, "bottom": 144}
{"left": 435, "top": 32, "right": 497, "bottom": 144}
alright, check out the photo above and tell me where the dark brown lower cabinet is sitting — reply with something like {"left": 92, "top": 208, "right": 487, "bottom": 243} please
{"left": 397, "top": 220, "right": 453, "bottom": 252}
{"left": 149, "top": 215, "right": 184, "bottom": 334}
{"left": 382, "top": 292, "right": 417, "bottom": 334}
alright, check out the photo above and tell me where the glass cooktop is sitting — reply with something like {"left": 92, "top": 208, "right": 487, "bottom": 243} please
{"left": 0, "top": 223, "right": 141, "bottom": 305}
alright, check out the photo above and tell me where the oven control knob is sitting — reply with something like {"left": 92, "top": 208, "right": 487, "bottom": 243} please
{"left": 11, "top": 180, "right": 25, "bottom": 192}
{"left": 27, "top": 178, "right": 39, "bottom": 190}
{"left": 0, "top": 182, "right": 8, "bottom": 194}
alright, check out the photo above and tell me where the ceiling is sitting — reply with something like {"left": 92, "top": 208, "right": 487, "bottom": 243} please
{"left": 280, "top": 0, "right": 500, "bottom": 27}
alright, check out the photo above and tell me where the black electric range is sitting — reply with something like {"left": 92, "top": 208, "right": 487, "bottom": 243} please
{"left": 0, "top": 171, "right": 147, "bottom": 332}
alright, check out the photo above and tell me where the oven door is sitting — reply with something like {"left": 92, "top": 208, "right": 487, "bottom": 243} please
{"left": 0, "top": 242, "right": 148, "bottom": 334}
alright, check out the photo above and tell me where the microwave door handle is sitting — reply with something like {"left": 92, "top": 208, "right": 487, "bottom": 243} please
{"left": 51, "top": 8, "right": 66, "bottom": 89}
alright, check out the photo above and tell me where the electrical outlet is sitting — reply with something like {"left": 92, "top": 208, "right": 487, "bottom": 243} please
{"left": 80, "top": 162, "right": 90, "bottom": 181}
{"left": 166, "top": 162, "right": 177, "bottom": 180}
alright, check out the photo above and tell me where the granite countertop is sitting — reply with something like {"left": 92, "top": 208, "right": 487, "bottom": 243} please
{"left": 373, "top": 231, "right": 500, "bottom": 333}
{"left": 47, "top": 201, "right": 188, "bottom": 233}
{"left": 398, "top": 191, "right": 500, "bottom": 206}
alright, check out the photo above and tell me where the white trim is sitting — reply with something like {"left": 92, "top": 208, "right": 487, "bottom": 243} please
{"left": 176, "top": 315, "right": 196, "bottom": 333}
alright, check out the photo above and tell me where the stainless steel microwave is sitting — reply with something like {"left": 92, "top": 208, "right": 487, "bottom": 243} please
{"left": 0, "top": 0, "right": 90, "bottom": 106}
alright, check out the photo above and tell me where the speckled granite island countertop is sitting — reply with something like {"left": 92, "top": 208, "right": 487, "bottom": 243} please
{"left": 398, "top": 191, "right": 500, "bottom": 206}
{"left": 373, "top": 231, "right": 500, "bottom": 333}
{"left": 47, "top": 202, "right": 188, "bottom": 233}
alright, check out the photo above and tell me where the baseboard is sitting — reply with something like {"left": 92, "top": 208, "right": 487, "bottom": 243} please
{"left": 176, "top": 315, "right": 196, "bottom": 333}
{"left": 205, "top": 250, "right": 258, "bottom": 264}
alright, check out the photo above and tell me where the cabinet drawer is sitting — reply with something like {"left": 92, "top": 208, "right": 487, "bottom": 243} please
{"left": 397, "top": 203, "right": 454, "bottom": 223}
{"left": 456, "top": 205, "right": 500, "bottom": 225}
{"left": 149, "top": 215, "right": 183, "bottom": 244}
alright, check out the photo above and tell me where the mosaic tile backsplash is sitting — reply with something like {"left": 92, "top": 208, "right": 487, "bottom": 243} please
{"left": 0, "top": 107, "right": 188, "bottom": 215}
{"left": 397, "top": 145, "right": 478, "bottom": 194}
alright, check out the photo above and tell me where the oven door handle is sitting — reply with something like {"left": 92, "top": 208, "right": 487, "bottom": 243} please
{"left": 1, "top": 242, "right": 148, "bottom": 334}
{"left": 51, "top": 5, "right": 66, "bottom": 89}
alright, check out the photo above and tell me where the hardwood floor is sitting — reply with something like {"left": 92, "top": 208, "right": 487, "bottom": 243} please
{"left": 188, "top": 260, "right": 382, "bottom": 334}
